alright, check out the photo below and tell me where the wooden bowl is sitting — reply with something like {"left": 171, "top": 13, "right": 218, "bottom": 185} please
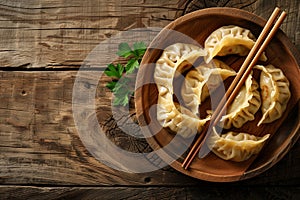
{"left": 135, "top": 7, "right": 300, "bottom": 182}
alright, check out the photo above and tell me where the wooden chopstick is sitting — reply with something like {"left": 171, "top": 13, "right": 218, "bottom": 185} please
{"left": 182, "top": 7, "right": 286, "bottom": 170}
{"left": 213, "top": 10, "right": 287, "bottom": 127}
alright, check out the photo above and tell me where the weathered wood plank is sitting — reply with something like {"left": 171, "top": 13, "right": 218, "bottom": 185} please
{"left": 0, "top": 0, "right": 299, "bottom": 69}
{"left": 0, "top": 0, "right": 299, "bottom": 192}
{"left": 0, "top": 185, "right": 299, "bottom": 200}
{"left": 0, "top": 71, "right": 198, "bottom": 185}
{"left": 0, "top": 0, "right": 179, "bottom": 68}
{"left": 0, "top": 71, "right": 299, "bottom": 186}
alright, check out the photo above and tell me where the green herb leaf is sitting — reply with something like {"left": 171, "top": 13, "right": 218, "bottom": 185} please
{"left": 132, "top": 41, "right": 147, "bottom": 58}
{"left": 113, "top": 93, "right": 130, "bottom": 106}
{"left": 112, "top": 77, "right": 130, "bottom": 92}
{"left": 114, "top": 93, "right": 130, "bottom": 105}
{"left": 106, "top": 81, "right": 117, "bottom": 90}
{"left": 125, "top": 59, "right": 139, "bottom": 74}
{"left": 116, "top": 43, "right": 133, "bottom": 58}
{"left": 112, "top": 79, "right": 132, "bottom": 106}
{"left": 104, "top": 63, "right": 124, "bottom": 79}
{"left": 116, "top": 63, "right": 124, "bottom": 77}
{"left": 106, "top": 41, "right": 146, "bottom": 106}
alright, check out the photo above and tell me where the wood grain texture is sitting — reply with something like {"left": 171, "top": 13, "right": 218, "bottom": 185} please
{"left": 0, "top": 0, "right": 299, "bottom": 69}
{"left": 0, "top": 0, "right": 299, "bottom": 198}
{"left": 0, "top": 0, "right": 179, "bottom": 68}
{"left": 0, "top": 71, "right": 299, "bottom": 186}
{"left": 0, "top": 71, "right": 198, "bottom": 186}
{"left": 1, "top": 186, "right": 300, "bottom": 200}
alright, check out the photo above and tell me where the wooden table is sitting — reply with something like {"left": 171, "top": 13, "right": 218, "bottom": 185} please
{"left": 0, "top": 0, "right": 299, "bottom": 199}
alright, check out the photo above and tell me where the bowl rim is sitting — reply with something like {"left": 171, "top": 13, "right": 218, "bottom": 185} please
{"left": 135, "top": 7, "right": 300, "bottom": 182}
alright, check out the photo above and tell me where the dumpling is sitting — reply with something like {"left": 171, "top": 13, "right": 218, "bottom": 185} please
{"left": 181, "top": 69, "right": 204, "bottom": 114}
{"left": 219, "top": 72, "right": 261, "bottom": 129}
{"left": 254, "top": 64, "right": 291, "bottom": 126}
{"left": 156, "top": 85, "right": 211, "bottom": 138}
{"left": 204, "top": 25, "right": 267, "bottom": 63}
{"left": 200, "top": 60, "right": 236, "bottom": 102}
{"left": 157, "top": 97, "right": 210, "bottom": 137}
{"left": 154, "top": 43, "right": 210, "bottom": 138}
{"left": 207, "top": 127, "right": 270, "bottom": 162}
{"left": 154, "top": 43, "right": 206, "bottom": 90}
{"left": 181, "top": 59, "right": 236, "bottom": 114}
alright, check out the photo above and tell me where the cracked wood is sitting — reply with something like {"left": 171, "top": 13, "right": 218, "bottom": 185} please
{"left": 0, "top": 71, "right": 299, "bottom": 186}
{"left": 0, "top": 0, "right": 299, "bottom": 69}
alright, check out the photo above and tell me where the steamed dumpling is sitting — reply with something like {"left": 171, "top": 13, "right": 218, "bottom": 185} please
{"left": 220, "top": 72, "right": 261, "bottom": 129}
{"left": 154, "top": 43, "right": 205, "bottom": 89}
{"left": 254, "top": 64, "right": 291, "bottom": 126}
{"left": 204, "top": 25, "right": 267, "bottom": 63}
{"left": 154, "top": 43, "right": 210, "bottom": 138}
{"left": 181, "top": 59, "right": 236, "bottom": 114}
{"left": 157, "top": 99, "right": 210, "bottom": 137}
{"left": 208, "top": 127, "right": 270, "bottom": 162}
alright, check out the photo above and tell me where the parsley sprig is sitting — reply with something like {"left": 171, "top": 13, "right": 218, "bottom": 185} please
{"left": 104, "top": 42, "right": 147, "bottom": 106}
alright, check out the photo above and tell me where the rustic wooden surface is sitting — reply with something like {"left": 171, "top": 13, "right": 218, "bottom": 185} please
{"left": 0, "top": 0, "right": 299, "bottom": 199}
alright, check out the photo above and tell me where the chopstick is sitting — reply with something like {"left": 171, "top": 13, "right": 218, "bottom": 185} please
{"left": 182, "top": 7, "right": 287, "bottom": 170}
